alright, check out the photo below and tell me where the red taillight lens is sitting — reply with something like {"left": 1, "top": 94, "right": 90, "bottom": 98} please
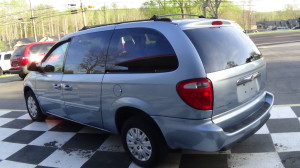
{"left": 212, "top": 21, "right": 223, "bottom": 25}
{"left": 177, "top": 78, "right": 213, "bottom": 110}
{"left": 21, "top": 57, "right": 30, "bottom": 65}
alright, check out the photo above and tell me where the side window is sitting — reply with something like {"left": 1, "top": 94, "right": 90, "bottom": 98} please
{"left": 64, "top": 30, "right": 112, "bottom": 74}
{"left": 106, "top": 28, "right": 178, "bottom": 73}
{"left": 4, "top": 54, "right": 11, "bottom": 60}
{"left": 42, "top": 42, "right": 69, "bottom": 73}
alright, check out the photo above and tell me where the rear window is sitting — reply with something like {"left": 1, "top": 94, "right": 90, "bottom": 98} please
{"left": 184, "top": 27, "right": 262, "bottom": 73}
{"left": 12, "top": 45, "right": 27, "bottom": 58}
{"left": 29, "top": 43, "right": 54, "bottom": 55}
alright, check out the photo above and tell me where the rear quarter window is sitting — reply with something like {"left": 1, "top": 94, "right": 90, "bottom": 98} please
{"left": 184, "top": 26, "right": 262, "bottom": 73}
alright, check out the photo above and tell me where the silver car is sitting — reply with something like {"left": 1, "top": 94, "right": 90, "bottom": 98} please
{"left": 24, "top": 14, "right": 274, "bottom": 167}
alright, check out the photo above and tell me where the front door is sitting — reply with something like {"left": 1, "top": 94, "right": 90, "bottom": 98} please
{"left": 35, "top": 42, "right": 69, "bottom": 117}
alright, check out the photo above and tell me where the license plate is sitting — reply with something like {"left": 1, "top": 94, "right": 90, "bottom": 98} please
{"left": 237, "top": 79, "right": 259, "bottom": 102}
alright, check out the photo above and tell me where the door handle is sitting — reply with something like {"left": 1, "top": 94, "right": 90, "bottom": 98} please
{"left": 53, "top": 84, "right": 61, "bottom": 90}
{"left": 63, "top": 84, "right": 73, "bottom": 91}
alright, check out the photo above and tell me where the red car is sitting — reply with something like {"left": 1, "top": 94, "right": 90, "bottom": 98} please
{"left": 10, "top": 41, "right": 56, "bottom": 79}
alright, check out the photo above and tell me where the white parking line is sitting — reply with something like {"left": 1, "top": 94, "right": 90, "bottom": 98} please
{"left": 0, "top": 109, "right": 27, "bottom": 112}
{"left": 273, "top": 104, "right": 300, "bottom": 107}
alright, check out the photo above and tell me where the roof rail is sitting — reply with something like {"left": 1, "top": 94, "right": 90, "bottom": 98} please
{"left": 80, "top": 15, "right": 172, "bottom": 31}
{"left": 80, "top": 14, "right": 203, "bottom": 31}
{"left": 80, "top": 19, "right": 150, "bottom": 31}
{"left": 151, "top": 14, "right": 205, "bottom": 19}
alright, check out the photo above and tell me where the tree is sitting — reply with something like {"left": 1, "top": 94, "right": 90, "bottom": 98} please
{"left": 206, "top": 0, "right": 225, "bottom": 18}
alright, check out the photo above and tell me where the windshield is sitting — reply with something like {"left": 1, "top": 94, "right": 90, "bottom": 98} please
{"left": 184, "top": 26, "right": 262, "bottom": 73}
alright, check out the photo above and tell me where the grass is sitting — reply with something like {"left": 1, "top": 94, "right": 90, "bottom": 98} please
{"left": 248, "top": 29, "right": 300, "bottom": 35}
{"left": 0, "top": 74, "right": 17, "bottom": 78}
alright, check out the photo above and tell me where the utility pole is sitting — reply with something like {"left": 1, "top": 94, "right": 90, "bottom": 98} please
{"left": 80, "top": 0, "right": 87, "bottom": 26}
{"left": 29, "top": 0, "right": 38, "bottom": 42}
{"left": 18, "top": 18, "right": 23, "bottom": 38}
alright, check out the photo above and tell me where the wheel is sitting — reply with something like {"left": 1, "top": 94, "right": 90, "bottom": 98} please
{"left": 0, "top": 67, "right": 3, "bottom": 76}
{"left": 25, "top": 91, "right": 46, "bottom": 121}
{"left": 19, "top": 73, "right": 27, "bottom": 79}
{"left": 121, "top": 116, "right": 167, "bottom": 167}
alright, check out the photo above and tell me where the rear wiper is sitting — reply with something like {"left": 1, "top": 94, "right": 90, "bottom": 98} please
{"left": 246, "top": 54, "right": 262, "bottom": 63}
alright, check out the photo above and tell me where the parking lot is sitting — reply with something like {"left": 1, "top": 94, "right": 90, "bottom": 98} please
{"left": 0, "top": 42, "right": 300, "bottom": 168}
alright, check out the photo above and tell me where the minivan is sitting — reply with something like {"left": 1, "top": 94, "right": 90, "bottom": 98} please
{"left": 24, "top": 14, "right": 274, "bottom": 167}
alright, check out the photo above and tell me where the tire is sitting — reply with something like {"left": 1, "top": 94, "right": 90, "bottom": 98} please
{"left": 25, "top": 90, "right": 46, "bottom": 121}
{"left": 0, "top": 67, "right": 3, "bottom": 76}
{"left": 121, "top": 116, "right": 167, "bottom": 167}
{"left": 19, "top": 73, "right": 27, "bottom": 79}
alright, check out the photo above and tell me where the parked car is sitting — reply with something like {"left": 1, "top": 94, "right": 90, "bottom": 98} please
{"left": 292, "top": 26, "right": 300, "bottom": 30}
{"left": 10, "top": 41, "right": 56, "bottom": 79}
{"left": 0, "top": 51, "right": 13, "bottom": 75}
{"left": 245, "top": 29, "right": 259, "bottom": 34}
{"left": 276, "top": 27, "right": 290, "bottom": 30}
{"left": 24, "top": 14, "right": 274, "bottom": 167}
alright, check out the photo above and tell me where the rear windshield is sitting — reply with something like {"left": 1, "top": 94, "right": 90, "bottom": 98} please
{"left": 12, "top": 45, "right": 27, "bottom": 58}
{"left": 184, "top": 27, "right": 262, "bottom": 73}
{"left": 29, "top": 43, "right": 54, "bottom": 55}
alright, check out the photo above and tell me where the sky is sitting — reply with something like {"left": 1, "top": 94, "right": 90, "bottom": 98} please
{"left": 28, "top": 0, "right": 300, "bottom": 12}
{"left": 239, "top": 0, "right": 300, "bottom": 12}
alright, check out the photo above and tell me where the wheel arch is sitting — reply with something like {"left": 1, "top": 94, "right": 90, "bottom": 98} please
{"left": 115, "top": 106, "right": 165, "bottom": 142}
{"left": 24, "top": 86, "right": 33, "bottom": 97}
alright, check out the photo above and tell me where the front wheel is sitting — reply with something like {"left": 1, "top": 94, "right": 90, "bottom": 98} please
{"left": 121, "top": 116, "right": 167, "bottom": 167}
{"left": 25, "top": 91, "right": 46, "bottom": 121}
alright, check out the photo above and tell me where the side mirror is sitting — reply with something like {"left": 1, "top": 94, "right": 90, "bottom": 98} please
{"left": 44, "top": 65, "right": 55, "bottom": 72}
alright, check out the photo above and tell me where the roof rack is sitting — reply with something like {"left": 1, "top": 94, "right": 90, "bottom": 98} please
{"left": 80, "top": 19, "right": 150, "bottom": 31}
{"left": 80, "top": 14, "right": 203, "bottom": 31}
{"left": 151, "top": 14, "right": 205, "bottom": 19}
{"left": 80, "top": 16, "right": 172, "bottom": 31}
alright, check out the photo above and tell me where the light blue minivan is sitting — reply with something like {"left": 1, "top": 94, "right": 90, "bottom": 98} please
{"left": 24, "top": 14, "right": 274, "bottom": 167}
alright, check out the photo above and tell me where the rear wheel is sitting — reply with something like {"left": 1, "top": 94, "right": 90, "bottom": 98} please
{"left": 25, "top": 91, "right": 46, "bottom": 121}
{"left": 19, "top": 73, "right": 27, "bottom": 79}
{"left": 121, "top": 116, "right": 167, "bottom": 167}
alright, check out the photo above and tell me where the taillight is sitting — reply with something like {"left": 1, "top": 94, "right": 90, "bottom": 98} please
{"left": 21, "top": 57, "right": 30, "bottom": 65}
{"left": 212, "top": 21, "right": 223, "bottom": 25}
{"left": 176, "top": 78, "right": 213, "bottom": 110}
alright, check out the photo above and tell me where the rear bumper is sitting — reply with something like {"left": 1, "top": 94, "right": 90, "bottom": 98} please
{"left": 152, "top": 91, "right": 274, "bottom": 151}
{"left": 9, "top": 65, "right": 28, "bottom": 74}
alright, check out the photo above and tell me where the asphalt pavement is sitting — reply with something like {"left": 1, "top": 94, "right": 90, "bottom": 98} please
{"left": 250, "top": 30, "right": 300, "bottom": 46}
{"left": 0, "top": 76, "right": 25, "bottom": 110}
{"left": 260, "top": 42, "right": 300, "bottom": 105}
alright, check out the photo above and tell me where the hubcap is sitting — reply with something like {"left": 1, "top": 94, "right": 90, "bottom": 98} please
{"left": 27, "top": 96, "right": 37, "bottom": 118}
{"left": 126, "top": 128, "right": 152, "bottom": 161}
